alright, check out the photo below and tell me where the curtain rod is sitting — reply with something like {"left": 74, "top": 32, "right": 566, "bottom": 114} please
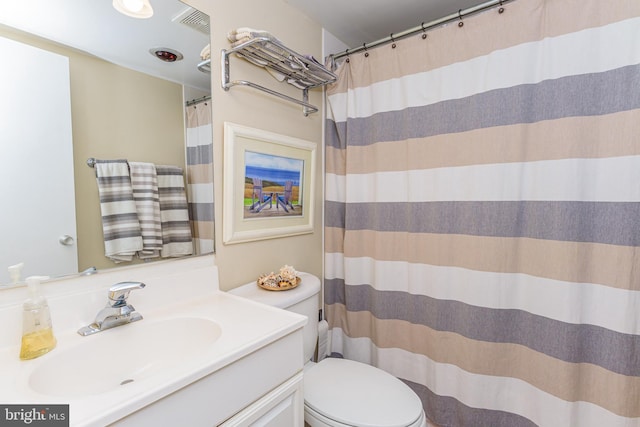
{"left": 330, "top": 0, "right": 512, "bottom": 61}
{"left": 185, "top": 95, "right": 211, "bottom": 107}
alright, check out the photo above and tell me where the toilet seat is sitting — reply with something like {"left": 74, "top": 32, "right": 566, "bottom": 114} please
{"left": 304, "top": 358, "right": 425, "bottom": 427}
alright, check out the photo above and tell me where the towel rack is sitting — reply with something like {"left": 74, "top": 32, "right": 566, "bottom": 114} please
{"left": 221, "top": 37, "right": 337, "bottom": 116}
{"left": 197, "top": 58, "right": 211, "bottom": 74}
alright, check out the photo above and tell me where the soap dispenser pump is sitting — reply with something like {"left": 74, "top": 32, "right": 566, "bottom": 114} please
{"left": 19, "top": 276, "right": 57, "bottom": 360}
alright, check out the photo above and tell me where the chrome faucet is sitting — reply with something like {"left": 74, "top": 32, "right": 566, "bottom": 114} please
{"left": 77, "top": 281, "right": 146, "bottom": 336}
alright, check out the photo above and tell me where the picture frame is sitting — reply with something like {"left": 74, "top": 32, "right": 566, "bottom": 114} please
{"left": 223, "top": 122, "right": 316, "bottom": 244}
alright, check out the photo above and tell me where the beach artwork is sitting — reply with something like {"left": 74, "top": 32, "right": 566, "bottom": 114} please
{"left": 244, "top": 150, "right": 303, "bottom": 218}
{"left": 223, "top": 122, "right": 316, "bottom": 244}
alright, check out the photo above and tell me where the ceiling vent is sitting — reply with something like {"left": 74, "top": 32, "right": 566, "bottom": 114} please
{"left": 173, "top": 7, "right": 210, "bottom": 35}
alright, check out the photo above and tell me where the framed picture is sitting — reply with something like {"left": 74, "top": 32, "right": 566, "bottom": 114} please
{"left": 223, "top": 122, "right": 316, "bottom": 244}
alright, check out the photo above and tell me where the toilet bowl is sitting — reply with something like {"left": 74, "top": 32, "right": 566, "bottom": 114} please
{"left": 229, "top": 273, "right": 427, "bottom": 427}
{"left": 304, "top": 358, "right": 426, "bottom": 427}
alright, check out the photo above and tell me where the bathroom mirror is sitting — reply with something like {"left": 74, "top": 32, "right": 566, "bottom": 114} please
{"left": 0, "top": 0, "right": 213, "bottom": 285}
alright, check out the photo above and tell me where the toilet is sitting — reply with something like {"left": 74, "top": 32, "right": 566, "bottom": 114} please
{"left": 229, "top": 272, "right": 427, "bottom": 427}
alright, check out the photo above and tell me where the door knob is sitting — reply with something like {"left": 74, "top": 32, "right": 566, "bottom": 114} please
{"left": 59, "top": 235, "right": 75, "bottom": 246}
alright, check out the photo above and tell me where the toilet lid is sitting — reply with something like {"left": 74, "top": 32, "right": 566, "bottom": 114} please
{"left": 304, "top": 358, "right": 423, "bottom": 427}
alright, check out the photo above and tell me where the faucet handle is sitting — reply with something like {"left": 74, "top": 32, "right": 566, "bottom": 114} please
{"left": 108, "top": 281, "right": 146, "bottom": 307}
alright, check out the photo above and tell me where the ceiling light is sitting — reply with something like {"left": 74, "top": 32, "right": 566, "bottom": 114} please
{"left": 113, "top": 0, "right": 153, "bottom": 19}
{"left": 149, "top": 48, "right": 183, "bottom": 63}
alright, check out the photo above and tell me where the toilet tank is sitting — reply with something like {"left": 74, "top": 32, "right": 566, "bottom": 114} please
{"left": 228, "top": 272, "right": 321, "bottom": 363}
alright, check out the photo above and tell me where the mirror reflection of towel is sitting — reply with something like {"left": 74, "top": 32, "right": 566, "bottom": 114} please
{"left": 200, "top": 43, "right": 210, "bottom": 61}
{"left": 129, "top": 162, "right": 162, "bottom": 259}
{"left": 156, "top": 165, "right": 194, "bottom": 258}
{"left": 94, "top": 160, "right": 143, "bottom": 262}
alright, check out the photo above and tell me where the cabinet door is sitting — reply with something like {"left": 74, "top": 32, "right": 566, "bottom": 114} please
{"left": 220, "top": 372, "right": 304, "bottom": 427}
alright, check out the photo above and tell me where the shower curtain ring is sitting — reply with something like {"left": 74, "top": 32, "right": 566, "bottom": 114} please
{"left": 498, "top": 0, "right": 505, "bottom": 13}
{"left": 458, "top": 9, "right": 464, "bottom": 27}
{"left": 363, "top": 43, "right": 369, "bottom": 57}
{"left": 421, "top": 22, "right": 428, "bottom": 39}
{"left": 390, "top": 33, "right": 397, "bottom": 48}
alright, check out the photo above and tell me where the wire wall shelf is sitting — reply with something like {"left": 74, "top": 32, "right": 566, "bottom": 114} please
{"left": 221, "top": 37, "right": 336, "bottom": 116}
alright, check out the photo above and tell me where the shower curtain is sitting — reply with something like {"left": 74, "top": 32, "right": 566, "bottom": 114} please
{"left": 185, "top": 100, "right": 214, "bottom": 254}
{"left": 324, "top": 0, "right": 640, "bottom": 426}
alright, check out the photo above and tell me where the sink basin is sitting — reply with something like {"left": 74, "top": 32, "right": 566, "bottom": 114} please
{"left": 29, "top": 317, "right": 222, "bottom": 397}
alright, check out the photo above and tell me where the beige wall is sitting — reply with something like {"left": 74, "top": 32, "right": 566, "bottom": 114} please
{"left": 185, "top": 0, "right": 325, "bottom": 290}
{"left": 0, "top": 25, "right": 185, "bottom": 272}
{"left": 71, "top": 58, "right": 185, "bottom": 272}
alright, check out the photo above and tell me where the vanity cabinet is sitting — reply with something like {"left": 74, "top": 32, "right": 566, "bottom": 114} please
{"left": 0, "top": 258, "right": 306, "bottom": 427}
{"left": 221, "top": 372, "right": 303, "bottom": 426}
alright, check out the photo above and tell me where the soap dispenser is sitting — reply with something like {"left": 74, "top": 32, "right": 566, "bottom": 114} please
{"left": 7, "top": 262, "right": 24, "bottom": 285}
{"left": 19, "top": 276, "right": 57, "bottom": 360}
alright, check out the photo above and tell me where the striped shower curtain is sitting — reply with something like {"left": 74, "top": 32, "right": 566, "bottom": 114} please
{"left": 185, "top": 100, "right": 215, "bottom": 254}
{"left": 324, "top": 0, "right": 640, "bottom": 426}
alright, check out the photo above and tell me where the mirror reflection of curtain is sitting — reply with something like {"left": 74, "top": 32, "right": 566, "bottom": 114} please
{"left": 185, "top": 100, "right": 214, "bottom": 254}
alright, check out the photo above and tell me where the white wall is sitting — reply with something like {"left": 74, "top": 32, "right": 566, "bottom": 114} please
{"left": 323, "top": 29, "right": 349, "bottom": 61}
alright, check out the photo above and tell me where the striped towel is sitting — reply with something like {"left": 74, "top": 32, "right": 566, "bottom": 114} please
{"left": 129, "top": 162, "right": 162, "bottom": 259}
{"left": 156, "top": 165, "right": 194, "bottom": 258}
{"left": 94, "top": 160, "right": 143, "bottom": 263}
